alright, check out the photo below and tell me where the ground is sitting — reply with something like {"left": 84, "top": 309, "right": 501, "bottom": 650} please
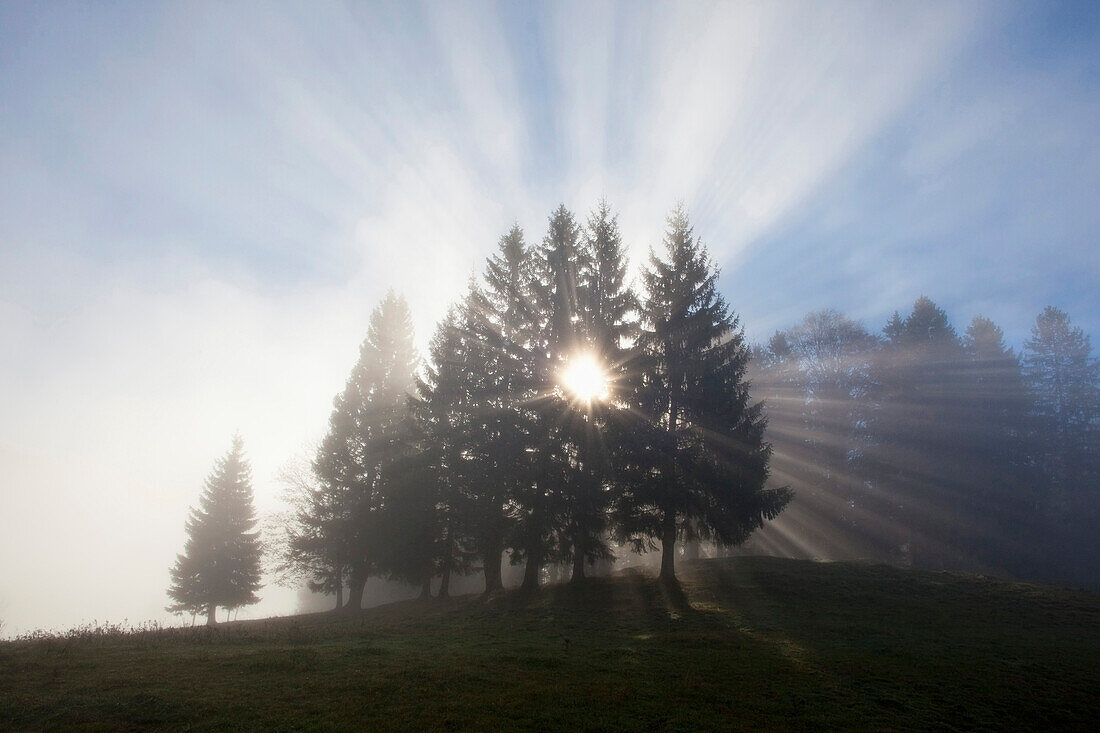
{"left": 2, "top": 557, "right": 1097, "bottom": 731}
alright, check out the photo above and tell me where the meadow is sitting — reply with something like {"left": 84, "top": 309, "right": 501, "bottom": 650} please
{"left": 2, "top": 557, "right": 1097, "bottom": 731}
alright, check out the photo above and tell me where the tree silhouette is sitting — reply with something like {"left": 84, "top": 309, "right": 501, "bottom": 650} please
{"left": 564, "top": 201, "right": 638, "bottom": 582}
{"left": 954, "top": 316, "right": 1035, "bottom": 573}
{"left": 751, "top": 312, "right": 883, "bottom": 560}
{"left": 1023, "top": 306, "right": 1100, "bottom": 584}
{"left": 513, "top": 205, "right": 584, "bottom": 592}
{"left": 292, "top": 203, "right": 797, "bottom": 600}
{"left": 622, "top": 206, "right": 789, "bottom": 582}
{"left": 168, "top": 436, "right": 262, "bottom": 625}
{"left": 472, "top": 227, "right": 539, "bottom": 593}
{"left": 314, "top": 292, "right": 418, "bottom": 612}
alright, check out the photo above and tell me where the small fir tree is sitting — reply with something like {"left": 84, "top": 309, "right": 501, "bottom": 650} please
{"left": 167, "top": 436, "right": 262, "bottom": 625}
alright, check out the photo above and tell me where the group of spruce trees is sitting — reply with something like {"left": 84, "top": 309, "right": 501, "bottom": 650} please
{"left": 274, "top": 203, "right": 791, "bottom": 610}
{"left": 167, "top": 203, "right": 1099, "bottom": 623}
{"left": 751, "top": 300, "right": 1099, "bottom": 585}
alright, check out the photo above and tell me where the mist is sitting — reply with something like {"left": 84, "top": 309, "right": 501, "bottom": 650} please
{"left": 1, "top": 3, "right": 1099, "bottom": 729}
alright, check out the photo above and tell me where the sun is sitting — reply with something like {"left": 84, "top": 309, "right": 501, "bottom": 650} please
{"left": 560, "top": 352, "right": 610, "bottom": 403}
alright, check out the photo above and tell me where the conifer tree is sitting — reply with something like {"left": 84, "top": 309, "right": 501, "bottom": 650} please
{"left": 474, "top": 226, "right": 539, "bottom": 592}
{"left": 167, "top": 436, "right": 262, "bottom": 625}
{"left": 387, "top": 307, "right": 470, "bottom": 598}
{"left": 314, "top": 291, "right": 418, "bottom": 611}
{"left": 622, "top": 206, "right": 789, "bottom": 582}
{"left": 514, "top": 205, "right": 584, "bottom": 591}
{"left": 1024, "top": 306, "right": 1099, "bottom": 495}
{"left": 868, "top": 296, "right": 969, "bottom": 566}
{"left": 563, "top": 201, "right": 638, "bottom": 581}
{"left": 419, "top": 286, "right": 489, "bottom": 597}
{"left": 1023, "top": 306, "right": 1099, "bottom": 583}
{"left": 961, "top": 315, "right": 1034, "bottom": 572}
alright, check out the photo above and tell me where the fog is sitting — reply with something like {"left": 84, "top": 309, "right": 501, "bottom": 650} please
{"left": 2, "top": 1, "right": 1099, "bottom": 636}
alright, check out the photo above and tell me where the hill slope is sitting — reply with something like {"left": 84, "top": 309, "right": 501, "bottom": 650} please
{"left": 2, "top": 557, "right": 1098, "bottom": 731}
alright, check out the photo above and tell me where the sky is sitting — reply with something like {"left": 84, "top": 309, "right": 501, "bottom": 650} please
{"left": 1, "top": 0, "right": 1098, "bottom": 635}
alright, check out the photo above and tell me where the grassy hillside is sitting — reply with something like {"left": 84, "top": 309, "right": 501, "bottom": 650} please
{"left": 2, "top": 557, "right": 1098, "bottom": 731}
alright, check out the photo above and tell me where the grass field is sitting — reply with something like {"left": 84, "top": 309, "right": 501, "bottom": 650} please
{"left": 2, "top": 557, "right": 1098, "bottom": 731}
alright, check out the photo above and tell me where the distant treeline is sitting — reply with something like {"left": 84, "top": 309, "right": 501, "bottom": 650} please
{"left": 749, "top": 300, "right": 1099, "bottom": 586}
{"left": 270, "top": 204, "right": 790, "bottom": 611}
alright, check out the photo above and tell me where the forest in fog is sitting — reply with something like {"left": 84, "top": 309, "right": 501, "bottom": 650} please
{"left": 750, "top": 299, "right": 1097, "bottom": 585}
{"left": 166, "top": 201, "right": 1098, "bottom": 623}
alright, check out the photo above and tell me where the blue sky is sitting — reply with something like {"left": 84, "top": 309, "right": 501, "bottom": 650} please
{"left": 1, "top": 1, "right": 1098, "bottom": 633}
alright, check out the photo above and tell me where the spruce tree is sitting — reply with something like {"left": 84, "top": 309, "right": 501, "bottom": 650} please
{"left": 167, "top": 436, "right": 262, "bottom": 625}
{"left": 514, "top": 205, "right": 584, "bottom": 591}
{"left": 474, "top": 227, "right": 539, "bottom": 592}
{"left": 1023, "top": 306, "right": 1099, "bottom": 583}
{"left": 404, "top": 286, "right": 488, "bottom": 598}
{"left": 314, "top": 291, "right": 418, "bottom": 612}
{"left": 563, "top": 201, "right": 638, "bottom": 582}
{"left": 623, "top": 206, "right": 789, "bottom": 582}
{"left": 1024, "top": 306, "right": 1099, "bottom": 495}
{"left": 961, "top": 315, "right": 1034, "bottom": 573}
{"left": 868, "top": 296, "right": 969, "bottom": 567}
{"left": 386, "top": 306, "right": 471, "bottom": 598}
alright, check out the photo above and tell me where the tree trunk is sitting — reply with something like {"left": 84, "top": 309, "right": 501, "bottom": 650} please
{"left": 439, "top": 519, "right": 455, "bottom": 599}
{"left": 439, "top": 542, "right": 452, "bottom": 599}
{"left": 660, "top": 511, "right": 677, "bottom": 582}
{"left": 520, "top": 484, "right": 545, "bottom": 593}
{"left": 571, "top": 540, "right": 586, "bottom": 583}
{"left": 206, "top": 603, "right": 216, "bottom": 626}
{"left": 661, "top": 390, "right": 680, "bottom": 584}
{"left": 334, "top": 584, "right": 344, "bottom": 611}
{"left": 521, "top": 546, "right": 542, "bottom": 593}
{"left": 419, "top": 577, "right": 432, "bottom": 599}
{"left": 439, "top": 565, "right": 451, "bottom": 599}
{"left": 482, "top": 536, "right": 503, "bottom": 594}
{"left": 344, "top": 568, "right": 366, "bottom": 613}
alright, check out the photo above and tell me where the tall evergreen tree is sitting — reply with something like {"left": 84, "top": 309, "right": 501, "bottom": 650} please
{"left": 167, "top": 436, "right": 262, "bottom": 625}
{"left": 579, "top": 201, "right": 638, "bottom": 359}
{"left": 622, "top": 206, "right": 790, "bottom": 582}
{"left": 868, "top": 296, "right": 969, "bottom": 567}
{"left": 507, "top": 205, "right": 585, "bottom": 592}
{"left": 475, "top": 226, "right": 539, "bottom": 593}
{"left": 314, "top": 291, "right": 418, "bottom": 612}
{"left": 960, "top": 315, "right": 1034, "bottom": 573}
{"left": 1024, "top": 306, "right": 1099, "bottom": 497}
{"left": 1023, "top": 306, "right": 1099, "bottom": 583}
{"left": 387, "top": 305, "right": 475, "bottom": 599}
{"left": 563, "top": 201, "right": 638, "bottom": 582}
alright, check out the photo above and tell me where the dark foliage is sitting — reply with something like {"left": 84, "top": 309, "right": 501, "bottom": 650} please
{"left": 618, "top": 206, "right": 790, "bottom": 581}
